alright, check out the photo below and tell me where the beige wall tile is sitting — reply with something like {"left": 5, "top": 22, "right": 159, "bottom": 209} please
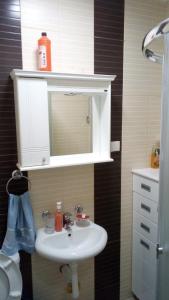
{"left": 29, "top": 165, "right": 94, "bottom": 300}
{"left": 32, "top": 254, "right": 94, "bottom": 300}
{"left": 20, "top": 0, "right": 94, "bottom": 299}
{"left": 20, "top": 0, "right": 94, "bottom": 74}
{"left": 29, "top": 166, "right": 94, "bottom": 228}
{"left": 120, "top": 0, "right": 167, "bottom": 299}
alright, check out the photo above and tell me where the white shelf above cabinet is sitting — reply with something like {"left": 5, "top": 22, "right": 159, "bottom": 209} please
{"left": 11, "top": 69, "right": 116, "bottom": 170}
{"left": 10, "top": 69, "right": 116, "bottom": 82}
{"left": 17, "top": 154, "right": 114, "bottom": 171}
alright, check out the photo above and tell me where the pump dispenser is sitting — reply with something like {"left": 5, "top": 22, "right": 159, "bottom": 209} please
{"left": 55, "top": 201, "right": 63, "bottom": 232}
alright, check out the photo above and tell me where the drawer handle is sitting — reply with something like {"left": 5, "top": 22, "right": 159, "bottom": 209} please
{"left": 140, "top": 222, "right": 150, "bottom": 233}
{"left": 141, "top": 203, "right": 151, "bottom": 213}
{"left": 140, "top": 239, "right": 150, "bottom": 250}
{"left": 141, "top": 183, "right": 151, "bottom": 192}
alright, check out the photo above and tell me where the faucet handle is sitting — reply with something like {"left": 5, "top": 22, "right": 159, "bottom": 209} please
{"left": 42, "top": 210, "right": 50, "bottom": 220}
{"left": 75, "top": 204, "right": 83, "bottom": 214}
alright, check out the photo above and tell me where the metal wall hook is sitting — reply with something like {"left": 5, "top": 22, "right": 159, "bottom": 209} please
{"left": 11, "top": 170, "right": 23, "bottom": 179}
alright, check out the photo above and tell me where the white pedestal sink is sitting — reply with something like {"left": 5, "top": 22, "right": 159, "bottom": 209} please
{"left": 35, "top": 222, "right": 107, "bottom": 299}
{"left": 36, "top": 222, "right": 107, "bottom": 263}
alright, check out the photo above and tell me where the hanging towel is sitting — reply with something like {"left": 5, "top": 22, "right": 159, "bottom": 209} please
{"left": 1, "top": 191, "right": 36, "bottom": 256}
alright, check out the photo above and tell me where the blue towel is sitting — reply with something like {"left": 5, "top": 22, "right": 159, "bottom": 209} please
{"left": 1, "top": 191, "right": 36, "bottom": 256}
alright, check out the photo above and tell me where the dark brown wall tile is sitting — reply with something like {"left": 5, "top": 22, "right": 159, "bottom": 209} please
{"left": 0, "top": 1, "right": 33, "bottom": 299}
{"left": 94, "top": 0, "right": 124, "bottom": 299}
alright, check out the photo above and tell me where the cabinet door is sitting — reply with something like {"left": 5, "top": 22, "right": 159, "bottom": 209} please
{"left": 132, "top": 231, "right": 157, "bottom": 300}
{"left": 15, "top": 78, "right": 50, "bottom": 167}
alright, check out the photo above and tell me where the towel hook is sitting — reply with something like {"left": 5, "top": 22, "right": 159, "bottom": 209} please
{"left": 6, "top": 169, "right": 31, "bottom": 195}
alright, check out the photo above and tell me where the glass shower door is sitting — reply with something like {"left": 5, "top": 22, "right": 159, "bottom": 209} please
{"left": 156, "top": 33, "right": 169, "bottom": 300}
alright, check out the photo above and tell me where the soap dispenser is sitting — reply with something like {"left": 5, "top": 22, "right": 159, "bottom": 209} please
{"left": 150, "top": 141, "right": 160, "bottom": 168}
{"left": 55, "top": 201, "right": 63, "bottom": 232}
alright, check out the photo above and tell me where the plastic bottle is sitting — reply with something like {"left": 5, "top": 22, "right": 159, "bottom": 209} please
{"left": 55, "top": 201, "right": 63, "bottom": 232}
{"left": 38, "top": 32, "right": 51, "bottom": 71}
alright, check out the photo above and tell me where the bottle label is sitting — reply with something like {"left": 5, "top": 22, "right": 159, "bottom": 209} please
{"left": 38, "top": 45, "right": 47, "bottom": 68}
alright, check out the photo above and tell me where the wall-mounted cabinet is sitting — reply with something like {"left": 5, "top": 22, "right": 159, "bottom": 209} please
{"left": 10, "top": 70, "right": 116, "bottom": 170}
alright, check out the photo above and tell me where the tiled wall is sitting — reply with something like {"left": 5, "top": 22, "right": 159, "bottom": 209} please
{"left": 0, "top": 1, "right": 33, "bottom": 299}
{"left": 120, "top": 1, "right": 168, "bottom": 299}
{"left": 29, "top": 166, "right": 94, "bottom": 300}
{"left": 20, "top": 0, "right": 94, "bottom": 299}
{"left": 20, "top": 0, "right": 93, "bottom": 74}
{"left": 94, "top": 0, "right": 124, "bottom": 299}
{"left": 2, "top": 0, "right": 167, "bottom": 299}
{"left": 0, "top": 0, "right": 22, "bottom": 245}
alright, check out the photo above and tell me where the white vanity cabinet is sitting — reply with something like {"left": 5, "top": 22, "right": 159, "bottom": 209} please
{"left": 132, "top": 168, "right": 159, "bottom": 300}
{"left": 10, "top": 70, "right": 116, "bottom": 171}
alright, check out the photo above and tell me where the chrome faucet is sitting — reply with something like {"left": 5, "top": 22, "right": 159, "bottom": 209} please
{"left": 63, "top": 212, "right": 74, "bottom": 232}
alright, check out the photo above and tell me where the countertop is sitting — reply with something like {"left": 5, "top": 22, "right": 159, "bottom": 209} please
{"left": 132, "top": 168, "right": 159, "bottom": 182}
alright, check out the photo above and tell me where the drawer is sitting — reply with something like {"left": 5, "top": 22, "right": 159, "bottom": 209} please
{"left": 133, "top": 174, "right": 159, "bottom": 202}
{"left": 132, "top": 261, "right": 156, "bottom": 300}
{"left": 133, "top": 230, "right": 157, "bottom": 263}
{"left": 133, "top": 212, "right": 158, "bottom": 243}
{"left": 133, "top": 192, "right": 158, "bottom": 224}
{"left": 132, "top": 231, "right": 157, "bottom": 300}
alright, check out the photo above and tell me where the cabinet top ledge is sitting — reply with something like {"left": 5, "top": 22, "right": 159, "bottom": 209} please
{"left": 132, "top": 168, "right": 159, "bottom": 182}
{"left": 10, "top": 69, "right": 116, "bottom": 82}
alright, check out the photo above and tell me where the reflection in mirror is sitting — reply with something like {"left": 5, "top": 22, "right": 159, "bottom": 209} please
{"left": 48, "top": 93, "right": 92, "bottom": 156}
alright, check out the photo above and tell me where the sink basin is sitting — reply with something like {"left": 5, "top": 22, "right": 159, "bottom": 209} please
{"left": 35, "top": 222, "right": 107, "bottom": 263}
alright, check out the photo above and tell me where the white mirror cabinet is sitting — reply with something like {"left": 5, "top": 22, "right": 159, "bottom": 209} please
{"left": 10, "top": 70, "right": 116, "bottom": 170}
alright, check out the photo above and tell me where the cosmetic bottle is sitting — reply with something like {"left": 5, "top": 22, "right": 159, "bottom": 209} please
{"left": 151, "top": 142, "right": 160, "bottom": 169}
{"left": 55, "top": 201, "right": 63, "bottom": 232}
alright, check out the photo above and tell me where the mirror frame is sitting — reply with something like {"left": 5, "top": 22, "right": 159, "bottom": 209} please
{"left": 10, "top": 70, "right": 116, "bottom": 170}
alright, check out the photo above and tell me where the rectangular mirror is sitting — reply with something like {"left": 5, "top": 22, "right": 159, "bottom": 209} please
{"left": 48, "top": 93, "right": 93, "bottom": 156}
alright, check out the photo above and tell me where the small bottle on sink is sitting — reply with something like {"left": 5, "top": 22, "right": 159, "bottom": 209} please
{"left": 150, "top": 142, "right": 160, "bottom": 169}
{"left": 55, "top": 201, "right": 63, "bottom": 232}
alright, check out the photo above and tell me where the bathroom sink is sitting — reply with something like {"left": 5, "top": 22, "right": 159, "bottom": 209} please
{"left": 35, "top": 222, "right": 107, "bottom": 263}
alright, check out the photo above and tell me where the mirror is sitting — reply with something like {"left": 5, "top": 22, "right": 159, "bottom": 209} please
{"left": 48, "top": 93, "right": 92, "bottom": 156}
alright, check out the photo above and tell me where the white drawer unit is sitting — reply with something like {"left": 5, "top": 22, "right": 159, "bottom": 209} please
{"left": 132, "top": 168, "right": 159, "bottom": 300}
{"left": 133, "top": 174, "right": 159, "bottom": 202}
